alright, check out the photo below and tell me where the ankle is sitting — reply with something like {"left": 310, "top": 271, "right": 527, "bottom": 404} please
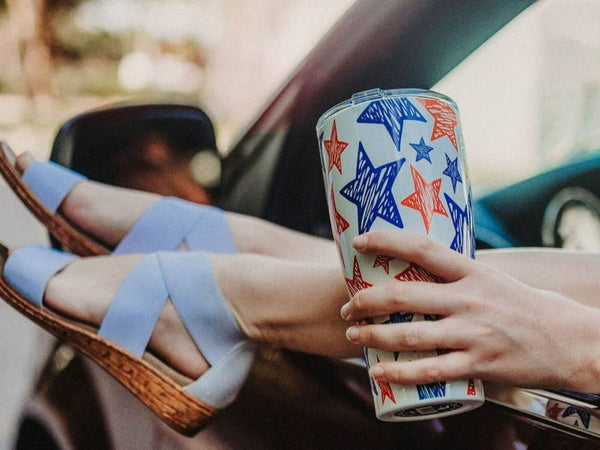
{"left": 209, "top": 254, "right": 265, "bottom": 343}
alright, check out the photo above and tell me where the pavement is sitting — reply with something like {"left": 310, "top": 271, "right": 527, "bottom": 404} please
{"left": 0, "top": 176, "right": 50, "bottom": 450}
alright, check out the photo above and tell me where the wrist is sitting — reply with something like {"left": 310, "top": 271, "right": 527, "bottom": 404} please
{"left": 572, "top": 307, "right": 600, "bottom": 393}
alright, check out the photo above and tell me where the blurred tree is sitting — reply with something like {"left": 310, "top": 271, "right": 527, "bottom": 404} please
{"left": 5, "top": 0, "right": 84, "bottom": 98}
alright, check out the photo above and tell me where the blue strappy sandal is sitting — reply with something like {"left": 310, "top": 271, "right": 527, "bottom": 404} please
{"left": 0, "top": 244, "right": 256, "bottom": 435}
{"left": 0, "top": 141, "right": 236, "bottom": 256}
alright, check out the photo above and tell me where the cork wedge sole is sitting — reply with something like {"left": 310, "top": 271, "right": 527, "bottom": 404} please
{"left": 0, "top": 245, "right": 216, "bottom": 435}
{"left": 0, "top": 142, "right": 109, "bottom": 257}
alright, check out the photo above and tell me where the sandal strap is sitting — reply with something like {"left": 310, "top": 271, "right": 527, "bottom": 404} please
{"left": 157, "top": 251, "right": 244, "bottom": 365}
{"left": 97, "top": 254, "right": 169, "bottom": 356}
{"left": 22, "top": 161, "right": 86, "bottom": 213}
{"left": 4, "top": 246, "right": 255, "bottom": 408}
{"left": 3, "top": 245, "right": 77, "bottom": 307}
{"left": 21, "top": 162, "right": 236, "bottom": 255}
{"left": 183, "top": 204, "right": 237, "bottom": 254}
{"left": 185, "top": 340, "right": 258, "bottom": 409}
{"left": 98, "top": 251, "right": 243, "bottom": 365}
{"left": 97, "top": 251, "right": 253, "bottom": 407}
{"left": 114, "top": 198, "right": 236, "bottom": 255}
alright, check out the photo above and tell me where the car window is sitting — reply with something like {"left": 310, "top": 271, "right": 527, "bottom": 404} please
{"left": 433, "top": 0, "right": 600, "bottom": 192}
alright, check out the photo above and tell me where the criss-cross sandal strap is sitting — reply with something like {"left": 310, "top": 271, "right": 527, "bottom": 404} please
{"left": 21, "top": 162, "right": 236, "bottom": 255}
{"left": 114, "top": 198, "right": 237, "bottom": 255}
{"left": 22, "top": 161, "right": 86, "bottom": 213}
{"left": 182, "top": 204, "right": 237, "bottom": 254}
{"left": 97, "top": 251, "right": 254, "bottom": 408}
{"left": 4, "top": 246, "right": 255, "bottom": 410}
{"left": 98, "top": 252, "right": 243, "bottom": 364}
{"left": 1, "top": 245, "right": 256, "bottom": 431}
{"left": 158, "top": 252, "right": 255, "bottom": 408}
{"left": 96, "top": 255, "right": 170, "bottom": 356}
{"left": 158, "top": 251, "right": 244, "bottom": 363}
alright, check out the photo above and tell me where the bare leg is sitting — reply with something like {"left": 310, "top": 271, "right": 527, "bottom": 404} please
{"left": 41, "top": 251, "right": 357, "bottom": 380}
{"left": 212, "top": 254, "right": 355, "bottom": 358}
{"left": 17, "top": 153, "right": 338, "bottom": 263}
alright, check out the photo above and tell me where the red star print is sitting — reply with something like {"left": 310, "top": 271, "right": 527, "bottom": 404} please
{"left": 466, "top": 379, "right": 476, "bottom": 396}
{"left": 324, "top": 120, "right": 349, "bottom": 173}
{"left": 375, "top": 356, "right": 396, "bottom": 405}
{"left": 329, "top": 187, "right": 348, "bottom": 269}
{"left": 546, "top": 402, "right": 564, "bottom": 420}
{"left": 395, "top": 263, "right": 442, "bottom": 283}
{"left": 401, "top": 165, "right": 448, "bottom": 234}
{"left": 345, "top": 256, "right": 373, "bottom": 296}
{"left": 373, "top": 255, "right": 394, "bottom": 274}
{"left": 417, "top": 98, "right": 458, "bottom": 151}
{"left": 331, "top": 186, "right": 349, "bottom": 234}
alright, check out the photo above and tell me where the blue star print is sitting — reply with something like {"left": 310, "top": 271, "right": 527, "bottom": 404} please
{"left": 563, "top": 406, "right": 591, "bottom": 429}
{"left": 444, "top": 193, "right": 469, "bottom": 254}
{"left": 357, "top": 97, "right": 426, "bottom": 150}
{"left": 467, "top": 190, "right": 476, "bottom": 258}
{"left": 387, "top": 313, "right": 413, "bottom": 361}
{"left": 442, "top": 154, "right": 462, "bottom": 193}
{"left": 389, "top": 312, "right": 413, "bottom": 324}
{"left": 417, "top": 382, "right": 447, "bottom": 400}
{"left": 364, "top": 347, "right": 378, "bottom": 396}
{"left": 341, "top": 142, "right": 405, "bottom": 234}
{"left": 410, "top": 137, "right": 434, "bottom": 163}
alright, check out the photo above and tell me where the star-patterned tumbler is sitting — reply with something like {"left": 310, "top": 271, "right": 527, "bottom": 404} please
{"left": 316, "top": 88, "right": 484, "bottom": 421}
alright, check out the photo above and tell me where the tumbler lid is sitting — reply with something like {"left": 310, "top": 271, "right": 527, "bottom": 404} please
{"left": 316, "top": 88, "right": 457, "bottom": 133}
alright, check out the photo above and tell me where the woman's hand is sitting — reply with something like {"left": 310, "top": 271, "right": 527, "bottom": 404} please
{"left": 341, "top": 230, "right": 600, "bottom": 392}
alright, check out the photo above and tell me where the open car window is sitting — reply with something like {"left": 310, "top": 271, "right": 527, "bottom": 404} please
{"left": 433, "top": 0, "right": 600, "bottom": 193}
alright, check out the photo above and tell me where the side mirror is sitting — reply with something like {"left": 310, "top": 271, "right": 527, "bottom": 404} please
{"left": 50, "top": 103, "right": 222, "bottom": 192}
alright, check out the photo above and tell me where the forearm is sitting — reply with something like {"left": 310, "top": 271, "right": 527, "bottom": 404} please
{"left": 477, "top": 248, "right": 600, "bottom": 308}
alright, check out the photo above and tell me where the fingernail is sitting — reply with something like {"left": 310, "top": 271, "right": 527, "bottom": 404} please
{"left": 340, "top": 302, "right": 351, "bottom": 319}
{"left": 353, "top": 234, "right": 368, "bottom": 249}
{"left": 370, "top": 366, "right": 384, "bottom": 378}
{"left": 346, "top": 326, "right": 359, "bottom": 341}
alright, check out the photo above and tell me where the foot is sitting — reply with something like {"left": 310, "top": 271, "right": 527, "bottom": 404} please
{"left": 17, "top": 152, "right": 162, "bottom": 248}
{"left": 16, "top": 152, "right": 338, "bottom": 262}
{"left": 44, "top": 253, "right": 212, "bottom": 379}
{"left": 38, "top": 250, "right": 357, "bottom": 379}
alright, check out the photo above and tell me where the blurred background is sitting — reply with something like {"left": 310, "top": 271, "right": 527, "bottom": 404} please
{"left": 0, "top": 0, "right": 355, "bottom": 158}
{"left": 0, "top": 0, "right": 598, "bottom": 191}
{"left": 0, "top": 0, "right": 599, "bottom": 189}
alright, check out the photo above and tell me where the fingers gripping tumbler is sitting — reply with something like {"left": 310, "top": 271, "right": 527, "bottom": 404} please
{"left": 316, "top": 88, "right": 484, "bottom": 421}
